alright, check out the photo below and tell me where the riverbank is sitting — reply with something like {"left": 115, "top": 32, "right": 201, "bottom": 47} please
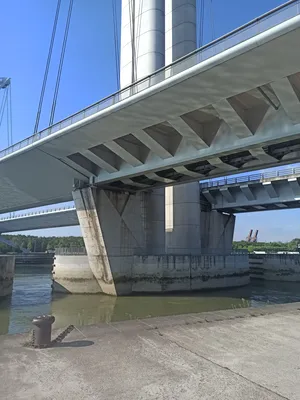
{"left": 1, "top": 302, "right": 300, "bottom": 399}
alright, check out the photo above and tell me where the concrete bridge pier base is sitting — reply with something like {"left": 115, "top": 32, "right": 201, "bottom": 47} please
{"left": 72, "top": 186, "right": 164, "bottom": 296}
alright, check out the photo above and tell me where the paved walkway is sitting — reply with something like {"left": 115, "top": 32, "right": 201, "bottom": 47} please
{"left": 1, "top": 303, "right": 300, "bottom": 399}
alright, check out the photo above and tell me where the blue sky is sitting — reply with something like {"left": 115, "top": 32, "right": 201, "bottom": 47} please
{"left": 1, "top": 0, "right": 299, "bottom": 242}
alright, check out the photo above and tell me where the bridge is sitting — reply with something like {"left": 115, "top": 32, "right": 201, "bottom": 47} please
{"left": 201, "top": 166, "right": 300, "bottom": 213}
{"left": 3, "top": 0, "right": 300, "bottom": 295}
{"left": 0, "top": 206, "right": 77, "bottom": 233}
{"left": 2, "top": 166, "right": 300, "bottom": 234}
{"left": 1, "top": 1, "right": 300, "bottom": 214}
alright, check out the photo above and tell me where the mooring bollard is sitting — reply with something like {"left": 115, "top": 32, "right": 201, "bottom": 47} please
{"left": 32, "top": 315, "right": 55, "bottom": 348}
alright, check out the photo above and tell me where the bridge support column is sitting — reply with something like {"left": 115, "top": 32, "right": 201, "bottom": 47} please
{"left": 72, "top": 186, "right": 164, "bottom": 296}
{"left": 164, "top": 0, "right": 201, "bottom": 255}
{"left": 201, "top": 211, "right": 236, "bottom": 254}
{"left": 165, "top": 183, "right": 202, "bottom": 254}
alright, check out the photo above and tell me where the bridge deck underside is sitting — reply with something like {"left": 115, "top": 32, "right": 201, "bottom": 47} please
{"left": 202, "top": 175, "right": 300, "bottom": 213}
{"left": 2, "top": 16, "right": 300, "bottom": 213}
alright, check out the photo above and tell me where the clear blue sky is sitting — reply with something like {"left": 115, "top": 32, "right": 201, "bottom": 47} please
{"left": 1, "top": 0, "right": 299, "bottom": 242}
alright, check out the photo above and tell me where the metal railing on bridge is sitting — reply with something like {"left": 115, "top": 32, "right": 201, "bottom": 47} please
{"left": 0, "top": 0, "right": 299, "bottom": 160}
{"left": 0, "top": 205, "right": 75, "bottom": 221}
{"left": 54, "top": 247, "right": 248, "bottom": 257}
{"left": 199, "top": 166, "right": 300, "bottom": 189}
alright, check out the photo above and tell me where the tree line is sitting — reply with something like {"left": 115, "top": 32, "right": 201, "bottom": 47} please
{"left": 0, "top": 234, "right": 84, "bottom": 254}
{"left": 233, "top": 238, "right": 300, "bottom": 253}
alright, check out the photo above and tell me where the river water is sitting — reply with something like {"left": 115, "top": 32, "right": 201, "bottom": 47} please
{"left": 1, "top": 268, "right": 300, "bottom": 335}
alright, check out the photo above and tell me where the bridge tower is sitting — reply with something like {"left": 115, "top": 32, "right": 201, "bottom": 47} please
{"left": 70, "top": 0, "right": 236, "bottom": 296}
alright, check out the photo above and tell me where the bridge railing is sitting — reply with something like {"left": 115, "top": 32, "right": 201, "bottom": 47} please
{"left": 54, "top": 247, "right": 248, "bottom": 257}
{"left": 199, "top": 166, "right": 300, "bottom": 189}
{"left": 0, "top": 0, "right": 299, "bottom": 160}
{"left": 0, "top": 205, "right": 75, "bottom": 221}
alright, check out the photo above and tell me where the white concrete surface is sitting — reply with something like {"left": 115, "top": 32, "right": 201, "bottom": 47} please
{"left": 2, "top": 304, "right": 300, "bottom": 399}
{"left": 2, "top": 8, "right": 300, "bottom": 213}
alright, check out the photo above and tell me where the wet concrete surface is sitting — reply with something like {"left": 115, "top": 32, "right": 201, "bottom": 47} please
{"left": 1, "top": 303, "right": 300, "bottom": 399}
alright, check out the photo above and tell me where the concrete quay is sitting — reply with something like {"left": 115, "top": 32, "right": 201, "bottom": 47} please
{"left": 1, "top": 303, "right": 300, "bottom": 399}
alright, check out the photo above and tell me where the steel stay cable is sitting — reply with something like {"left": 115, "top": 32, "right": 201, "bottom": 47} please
{"left": 49, "top": 0, "right": 74, "bottom": 125}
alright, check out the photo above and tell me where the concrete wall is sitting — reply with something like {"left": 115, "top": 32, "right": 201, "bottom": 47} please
{"left": 0, "top": 255, "right": 15, "bottom": 298}
{"left": 53, "top": 253, "right": 249, "bottom": 294}
{"left": 250, "top": 254, "right": 300, "bottom": 281}
{"left": 53, "top": 255, "right": 101, "bottom": 294}
{"left": 133, "top": 254, "right": 249, "bottom": 293}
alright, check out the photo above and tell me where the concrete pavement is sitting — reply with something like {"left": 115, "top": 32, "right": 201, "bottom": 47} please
{"left": 1, "top": 303, "right": 300, "bottom": 399}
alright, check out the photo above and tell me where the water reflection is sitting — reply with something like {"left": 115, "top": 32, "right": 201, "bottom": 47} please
{"left": 2, "top": 271, "right": 300, "bottom": 335}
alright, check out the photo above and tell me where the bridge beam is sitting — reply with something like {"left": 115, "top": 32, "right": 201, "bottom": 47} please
{"left": 288, "top": 177, "right": 300, "bottom": 198}
{"left": 271, "top": 77, "right": 300, "bottom": 124}
{"left": 220, "top": 187, "right": 235, "bottom": 203}
{"left": 262, "top": 181, "right": 278, "bottom": 198}
{"left": 240, "top": 184, "right": 256, "bottom": 201}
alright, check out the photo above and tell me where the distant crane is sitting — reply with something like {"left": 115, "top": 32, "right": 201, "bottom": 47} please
{"left": 246, "top": 229, "right": 253, "bottom": 242}
{"left": 246, "top": 229, "right": 259, "bottom": 242}
{"left": 252, "top": 230, "right": 259, "bottom": 243}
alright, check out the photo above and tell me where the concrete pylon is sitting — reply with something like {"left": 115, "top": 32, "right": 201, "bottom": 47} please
{"left": 120, "top": 0, "right": 165, "bottom": 87}
{"left": 120, "top": 0, "right": 166, "bottom": 252}
{"left": 164, "top": 0, "right": 201, "bottom": 254}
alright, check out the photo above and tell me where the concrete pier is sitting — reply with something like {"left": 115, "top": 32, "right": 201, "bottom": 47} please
{"left": 250, "top": 253, "right": 300, "bottom": 281}
{"left": 53, "top": 252, "right": 249, "bottom": 294}
{"left": 0, "top": 255, "right": 15, "bottom": 298}
{"left": 1, "top": 303, "right": 300, "bottom": 399}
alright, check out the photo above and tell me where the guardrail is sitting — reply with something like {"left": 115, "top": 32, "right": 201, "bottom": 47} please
{"left": 54, "top": 247, "right": 248, "bottom": 256}
{"left": 55, "top": 247, "right": 86, "bottom": 256}
{"left": 0, "top": 206, "right": 75, "bottom": 221}
{"left": 0, "top": 0, "right": 299, "bottom": 160}
{"left": 199, "top": 166, "right": 300, "bottom": 189}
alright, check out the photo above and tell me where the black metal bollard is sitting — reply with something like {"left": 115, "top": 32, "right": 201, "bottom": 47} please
{"left": 32, "top": 315, "right": 55, "bottom": 348}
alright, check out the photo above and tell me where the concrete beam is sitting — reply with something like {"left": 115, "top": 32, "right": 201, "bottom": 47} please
{"left": 121, "top": 178, "right": 149, "bottom": 188}
{"left": 271, "top": 77, "right": 300, "bottom": 124}
{"left": 213, "top": 99, "right": 253, "bottom": 139}
{"left": 288, "top": 177, "right": 300, "bottom": 198}
{"left": 253, "top": 205, "right": 266, "bottom": 210}
{"left": 82, "top": 149, "right": 118, "bottom": 173}
{"left": 168, "top": 117, "right": 208, "bottom": 150}
{"left": 66, "top": 155, "right": 96, "bottom": 177}
{"left": 104, "top": 141, "right": 143, "bottom": 167}
{"left": 220, "top": 187, "right": 235, "bottom": 203}
{"left": 133, "top": 129, "right": 172, "bottom": 159}
{"left": 201, "top": 190, "right": 216, "bottom": 204}
{"left": 262, "top": 182, "right": 278, "bottom": 198}
{"left": 275, "top": 203, "right": 288, "bottom": 208}
{"left": 240, "top": 184, "right": 256, "bottom": 201}
{"left": 145, "top": 173, "right": 175, "bottom": 184}
{"left": 174, "top": 166, "right": 204, "bottom": 178}
{"left": 249, "top": 147, "right": 277, "bottom": 163}
{"left": 208, "top": 157, "right": 237, "bottom": 172}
